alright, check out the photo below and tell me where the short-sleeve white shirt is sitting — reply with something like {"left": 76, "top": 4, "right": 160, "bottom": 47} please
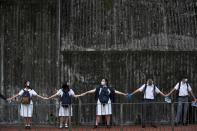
{"left": 139, "top": 84, "right": 161, "bottom": 99}
{"left": 56, "top": 89, "right": 75, "bottom": 97}
{"left": 174, "top": 82, "right": 192, "bottom": 96}
{"left": 19, "top": 88, "right": 38, "bottom": 104}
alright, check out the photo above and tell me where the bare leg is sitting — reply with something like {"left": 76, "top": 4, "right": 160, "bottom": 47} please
{"left": 59, "top": 116, "right": 64, "bottom": 128}
{"left": 24, "top": 117, "right": 28, "bottom": 127}
{"left": 105, "top": 115, "right": 111, "bottom": 127}
{"left": 27, "top": 117, "right": 32, "bottom": 126}
{"left": 65, "top": 116, "right": 69, "bottom": 127}
{"left": 95, "top": 115, "right": 100, "bottom": 126}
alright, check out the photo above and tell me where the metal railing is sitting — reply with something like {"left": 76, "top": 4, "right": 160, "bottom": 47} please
{"left": 0, "top": 102, "right": 197, "bottom": 131}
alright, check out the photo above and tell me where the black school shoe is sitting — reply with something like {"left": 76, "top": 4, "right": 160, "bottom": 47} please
{"left": 151, "top": 124, "right": 157, "bottom": 128}
{"left": 25, "top": 126, "right": 31, "bottom": 129}
{"left": 175, "top": 122, "right": 181, "bottom": 126}
{"left": 183, "top": 123, "right": 188, "bottom": 126}
{"left": 93, "top": 125, "right": 98, "bottom": 129}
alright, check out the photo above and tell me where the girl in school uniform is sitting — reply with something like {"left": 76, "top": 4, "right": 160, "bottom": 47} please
{"left": 47, "top": 82, "right": 79, "bottom": 128}
{"left": 79, "top": 78, "right": 127, "bottom": 128}
{"left": 8, "top": 80, "right": 47, "bottom": 129}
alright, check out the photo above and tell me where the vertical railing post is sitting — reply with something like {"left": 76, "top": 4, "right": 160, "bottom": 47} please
{"left": 78, "top": 98, "right": 82, "bottom": 126}
{"left": 120, "top": 103, "right": 123, "bottom": 131}
{"left": 56, "top": 0, "right": 62, "bottom": 128}
{"left": 0, "top": 10, "right": 5, "bottom": 121}
{"left": 56, "top": 0, "right": 61, "bottom": 93}
{"left": 69, "top": 105, "right": 72, "bottom": 131}
{"left": 171, "top": 102, "right": 175, "bottom": 131}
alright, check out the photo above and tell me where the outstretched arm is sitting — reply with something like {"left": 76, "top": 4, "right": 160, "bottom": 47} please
{"left": 159, "top": 91, "right": 167, "bottom": 97}
{"left": 166, "top": 88, "right": 176, "bottom": 96}
{"left": 48, "top": 93, "right": 58, "bottom": 99}
{"left": 7, "top": 94, "right": 19, "bottom": 101}
{"left": 78, "top": 89, "right": 96, "bottom": 97}
{"left": 37, "top": 94, "right": 48, "bottom": 100}
{"left": 73, "top": 94, "right": 82, "bottom": 98}
{"left": 131, "top": 88, "right": 141, "bottom": 96}
{"left": 115, "top": 90, "right": 127, "bottom": 96}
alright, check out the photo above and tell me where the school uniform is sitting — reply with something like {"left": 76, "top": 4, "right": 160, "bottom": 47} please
{"left": 18, "top": 88, "right": 38, "bottom": 117}
{"left": 56, "top": 89, "right": 75, "bottom": 116}
{"left": 96, "top": 86, "right": 112, "bottom": 116}
{"left": 139, "top": 84, "right": 161, "bottom": 126}
{"left": 174, "top": 82, "right": 192, "bottom": 124}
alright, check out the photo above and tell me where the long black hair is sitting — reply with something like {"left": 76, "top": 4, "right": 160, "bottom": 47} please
{"left": 61, "top": 82, "right": 70, "bottom": 92}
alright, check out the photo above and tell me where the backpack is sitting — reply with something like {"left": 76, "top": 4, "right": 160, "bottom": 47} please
{"left": 60, "top": 89, "right": 71, "bottom": 108}
{"left": 142, "top": 84, "right": 156, "bottom": 100}
{"left": 95, "top": 86, "right": 110, "bottom": 105}
{"left": 95, "top": 86, "right": 115, "bottom": 103}
{"left": 176, "top": 82, "right": 189, "bottom": 98}
{"left": 21, "top": 89, "right": 31, "bottom": 104}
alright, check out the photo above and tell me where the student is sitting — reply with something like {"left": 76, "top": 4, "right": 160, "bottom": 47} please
{"left": 167, "top": 77, "right": 197, "bottom": 125}
{"left": 47, "top": 82, "right": 79, "bottom": 129}
{"left": 7, "top": 80, "right": 47, "bottom": 129}
{"left": 129, "top": 78, "right": 166, "bottom": 128}
{"left": 0, "top": 93, "right": 7, "bottom": 101}
{"left": 79, "top": 78, "right": 127, "bottom": 128}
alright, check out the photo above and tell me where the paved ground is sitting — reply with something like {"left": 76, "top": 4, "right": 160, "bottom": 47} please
{"left": 0, "top": 124, "right": 197, "bottom": 131}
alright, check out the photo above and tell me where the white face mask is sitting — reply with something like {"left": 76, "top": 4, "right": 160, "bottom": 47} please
{"left": 26, "top": 82, "right": 30, "bottom": 86}
{"left": 184, "top": 79, "right": 188, "bottom": 82}
{"left": 101, "top": 81, "right": 106, "bottom": 86}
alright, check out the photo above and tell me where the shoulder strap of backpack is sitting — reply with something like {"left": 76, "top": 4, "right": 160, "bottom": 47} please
{"left": 62, "top": 88, "right": 70, "bottom": 95}
{"left": 95, "top": 86, "right": 101, "bottom": 100}
{"left": 178, "top": 82, "right": 181, "bottom": 91}
{"left": 186, "top": 83, "right": 189, "bottom": 94}
{"left": 143, "top": 84, "right": 147, "bottom": 98}
{"left": 22, "top": 89, "right": 32, "bottom": 99}
{"left": 23, "top": 89, "right": 29, "bottom": 93}
{"left": 176, "top": 82, "right": 181, "bottom": 98}
{"left": 143, "top": 84, "right": 147, "bottom": 93}
{"left": 99, "top": 87, "right": 103, "bottom": 95}
{"left": 153, "top": 85, "right": 156, "bottom": 99}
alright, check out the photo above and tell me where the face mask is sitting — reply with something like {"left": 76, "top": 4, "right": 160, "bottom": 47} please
{"left": 147, "top": 80, "right": 153, "bottom": 85}
{"left": 26, "top": 82, "right": 30, "bottom": 86}
{"left": 101, "top": 81, "right": 105, "bottom": 86}
{"left": 184, "top": 79, "right": 188, "bottom": 82}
